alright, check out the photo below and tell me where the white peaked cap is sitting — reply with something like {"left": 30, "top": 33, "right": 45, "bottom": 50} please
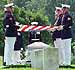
{"left": 55, "top": 11, "right": 58, "bottom": 15}
{"left": 4, "top": 3, "right": 14, "bottom": 8}
{"left": 55, "top": 7, "right": 62, "bottom": 10}
{"left": 31, "top": 22, "right": 38, "bottom": 25}
{"left": 62, "top": 4, "right": 70, "bottom": 8}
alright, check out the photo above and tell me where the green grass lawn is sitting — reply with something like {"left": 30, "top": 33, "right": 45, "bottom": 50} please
{"left": 0, "top": 67, "right": 75, "bottom": 70}
{"left": 0, "top": 65, "right": 75, "bottom": 70}
{"left": 0, "top": 68, "right": 33, "bottom": 70}
{"left": 0, "top": 56, "right": 3, "bottom": 66}
{"left": 0, "top": 56, "right": 75, "bottom": 70}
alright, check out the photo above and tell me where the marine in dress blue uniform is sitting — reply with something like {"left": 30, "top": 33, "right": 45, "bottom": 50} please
{"left": 14, "top": 22, "right": 23, "bottom": 50}
{"left": 14, "top": 22, "right": 23, "bottom": 64}
{"left": 52, "top": 7, "right": 63, "bottom": 41}
{"left": 52, "top": 7, "right": 64, "bottom": 65}
{"left": 14, "top": 31, "right": 23, "bottom": 50}
{"left": 60, "top": 4, "right": 73, "bottom": 65}
{"left": 28, "top": 22, "right": 42, "bottom": 44}
{"left": 3, "top": 3, "right": 17, "bottom": 65}
{"left": 25, "top": 22, "right": 42, "bottom": 63}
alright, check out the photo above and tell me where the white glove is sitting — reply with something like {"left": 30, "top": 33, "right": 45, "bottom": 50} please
{"left": 57, "top": 25, "right": 63, "bottom": 31}
{"left": 50, "top": 28, "right": 56, "bottom": 32}
{"left": 16, "top": 22, "right": 20, "bottom": 26}
{"left": 16, "top": 22, "right": 23, "bottom": 27}
{"left": 21, "top": 48, "right": 23, "bottom": 51}
{"left": 19, "top": 24, "right": 23, "bottom": 27}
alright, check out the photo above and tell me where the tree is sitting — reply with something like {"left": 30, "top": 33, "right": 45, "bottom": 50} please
{"left": 0, "top": 0, "right": 75, "bottom": 48}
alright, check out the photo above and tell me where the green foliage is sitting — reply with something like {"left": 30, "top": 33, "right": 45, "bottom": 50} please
{"left": 72, "top": 40, "right": 75, "bottom": 48}
{"left": 0, "top": 10, "right": 4, "bottom": 48}
{"left": 0, "top": 0, "right": 75, "bottom": 49}
{"left": 13, "top": 6, "right": 50, "bottom": 48}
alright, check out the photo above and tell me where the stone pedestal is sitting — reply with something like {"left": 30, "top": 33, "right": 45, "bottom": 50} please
{"left": 26, "top": 42, "right": 48, "bottom": 62}
{"left": 31, "top": 49, "right": 43, "bottom": 70}
{"left": 31, "top": 47, "right": 59, "bottom": 70}
{"left": 43, "top": 48, "right": 59, "bottom": 70}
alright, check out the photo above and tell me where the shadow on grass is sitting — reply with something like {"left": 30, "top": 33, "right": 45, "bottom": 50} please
{"left": 1, "top": 65, "right": 75, "bottom": 70}
{"left": 59, "top": 65, "right": 75, "bottom": 69}
{"left": 2, "top": 64, "right": 31, "bottom": 69}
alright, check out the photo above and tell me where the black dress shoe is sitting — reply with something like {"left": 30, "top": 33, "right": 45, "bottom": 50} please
{"left": 65, "top": 65, "right": 71, "bottom": 68}
{"left": 59, "top": 65, "right": 64, "bottom": 68}
{"left": 62, "top": 65, "right": 71, "bottom": 68}
{"left": 3, "top": 62, "right": 6, "bottom": 66}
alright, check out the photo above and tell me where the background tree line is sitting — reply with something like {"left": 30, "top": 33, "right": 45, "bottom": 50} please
{"left": 0, "top": 0, "right": 75, "bottom": 50}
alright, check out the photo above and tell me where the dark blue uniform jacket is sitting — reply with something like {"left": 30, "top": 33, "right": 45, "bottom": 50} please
{"left": 3, "top": 12, "right": 17, "bottom": 37}
{"left": 52, "top": 15, "right": 62, "bottom": 41}
{"left": 14, "top": 31, "right": 23, "bottom": 50}
{"left": 61, "top": 12, "right": 73, "bottom": 39}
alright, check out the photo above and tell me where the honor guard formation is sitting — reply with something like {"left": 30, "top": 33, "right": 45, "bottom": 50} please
{"left": 3, "top": 3, "right": 73, "bottom": 67}
{"left": 52, "top": 4, "right": 73, "bottom": 66}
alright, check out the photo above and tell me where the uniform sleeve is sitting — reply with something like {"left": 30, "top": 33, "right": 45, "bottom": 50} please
{"left": 63, "top": 15, "right": 73, "bottom": 29}
{"left": 3, "top": 19, "right": 6, "bottom": 31}
{"left": 3, "top": 15, "right": 13, "bottom": 31}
